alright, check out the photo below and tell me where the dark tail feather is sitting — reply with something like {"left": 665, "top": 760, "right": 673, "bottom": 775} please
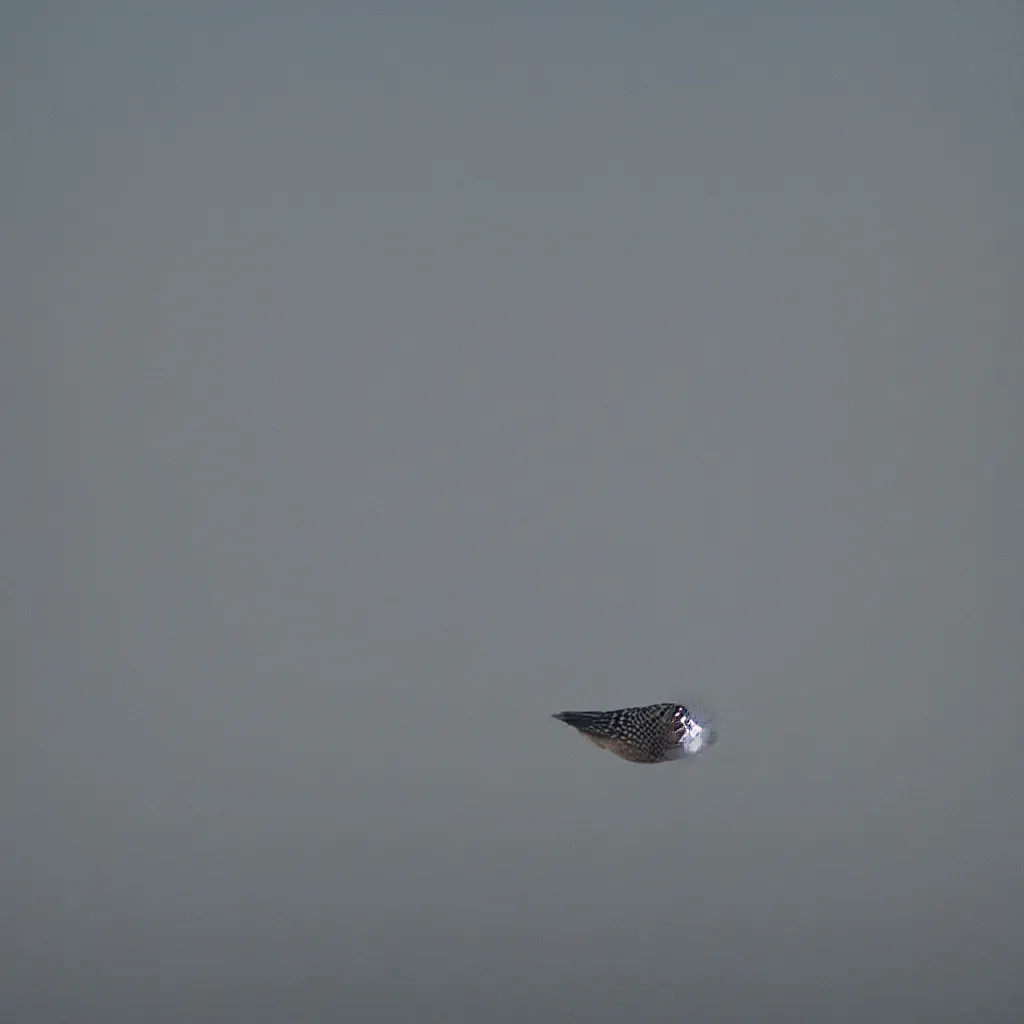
{"left": 552, "top": 711, "right": 602, "bottom": 729}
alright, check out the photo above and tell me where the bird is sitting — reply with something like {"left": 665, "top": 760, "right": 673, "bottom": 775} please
{"left": 552, "top": 703, "right": 718, "bottom": 764}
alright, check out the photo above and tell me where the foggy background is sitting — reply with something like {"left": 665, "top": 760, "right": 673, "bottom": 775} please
{"left": 4, "top": 3, "right": 1022, "bottom": 1020}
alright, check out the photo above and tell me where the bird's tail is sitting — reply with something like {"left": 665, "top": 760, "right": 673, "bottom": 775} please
{"left": 552, "top": 710, "right": 610, "bottom": 732}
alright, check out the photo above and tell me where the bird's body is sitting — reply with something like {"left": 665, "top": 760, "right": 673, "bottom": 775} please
{"left": 552, "top": 703, "right": 717, "bottom": 764}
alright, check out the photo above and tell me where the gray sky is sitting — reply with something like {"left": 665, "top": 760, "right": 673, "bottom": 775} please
{"left": 4, "top": 3, "right": 1023, "bottom": 1021}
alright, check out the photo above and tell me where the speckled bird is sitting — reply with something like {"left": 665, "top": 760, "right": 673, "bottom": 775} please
{"left": 552, "top": 703, "right": 718, "bottom": 763}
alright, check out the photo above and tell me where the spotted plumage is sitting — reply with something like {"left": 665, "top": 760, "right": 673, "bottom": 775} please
{"left": 552, "top": 703, "right": 717, "bottom": 764}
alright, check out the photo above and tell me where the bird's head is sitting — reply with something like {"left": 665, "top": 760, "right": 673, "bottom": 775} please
{"left": 671, "top": 705, "right": 718, "bottom": 758}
